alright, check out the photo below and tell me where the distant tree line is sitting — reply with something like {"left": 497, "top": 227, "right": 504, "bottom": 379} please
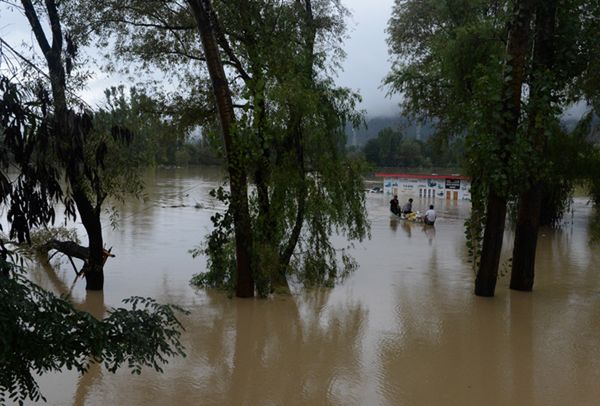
{"left": 98, "top": 87, "right": 222, "bottom": 168}
{"left": 360, "top": 127, "right": 464, "bottom": 169}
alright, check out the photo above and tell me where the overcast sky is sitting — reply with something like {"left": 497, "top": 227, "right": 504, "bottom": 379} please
{"left": 1, "top": 1, "right": 400, "bottom": 117}
{"left": 339, "top": 0, "right": 400, "bottom": 117}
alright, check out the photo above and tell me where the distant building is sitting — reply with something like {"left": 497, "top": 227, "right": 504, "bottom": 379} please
{"left": 376, "top": 173, "right": 471, "bottom": 200}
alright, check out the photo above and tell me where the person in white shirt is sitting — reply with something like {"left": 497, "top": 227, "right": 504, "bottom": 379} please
{"left": 424, "top": 204, "right": 436, "bottom": 225}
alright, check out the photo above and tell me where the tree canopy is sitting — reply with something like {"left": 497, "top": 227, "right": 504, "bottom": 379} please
{"left": 72, "top": 0, "right": 370, "bottom": 296}
{"left": 386, "top": 0, "right": 600, "bottom": 295}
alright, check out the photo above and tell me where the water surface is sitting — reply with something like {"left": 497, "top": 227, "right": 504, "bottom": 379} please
{"left": 27, "top": 168, "right": 600, "bottom": 405}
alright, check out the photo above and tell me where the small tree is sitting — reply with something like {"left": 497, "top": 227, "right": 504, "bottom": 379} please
{"left": 75, "top": 0, "right": 369, "bottom": 297}
{"left": 0, "top": 0, "right": 152, "bottom": 290}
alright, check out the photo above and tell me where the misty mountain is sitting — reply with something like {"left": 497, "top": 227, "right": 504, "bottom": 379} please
{"left": 349, "top": 112, "right": 599, "bottom": 147}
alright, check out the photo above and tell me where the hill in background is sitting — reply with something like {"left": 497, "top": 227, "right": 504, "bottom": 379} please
{"left": 350, "top": 112, "right": 599, "bottom": 147}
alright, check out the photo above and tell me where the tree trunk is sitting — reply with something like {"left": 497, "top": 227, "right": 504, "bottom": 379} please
{"left": 42, "top": 240, "right": 91, "bottom": 261}
{"left": 511, "top": 184, "right": 543, "bottom": 290}
{"left": 475, "top": 191, "right": 508, "bottom": 296}
{"left": 475, "top": 0, "right": 535, "bottom": 297}
{"left": 279, "top": 117, "right": 306, "bottom": 269}
{"left": 22, "top": 0, "right": 108, "bottom": 290}
{"left": 188, "top": 0, "right": 254, "bottom": 297}
{"left": 511, "top": 0, "right": 557, "bottom": 291}
{"left": 72, "top": 187, "right": 105, "bottom": 290}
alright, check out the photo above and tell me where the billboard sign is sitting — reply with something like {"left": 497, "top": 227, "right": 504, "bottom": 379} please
{"left": 445, "top": 179, "right": 461, "bottom": 190}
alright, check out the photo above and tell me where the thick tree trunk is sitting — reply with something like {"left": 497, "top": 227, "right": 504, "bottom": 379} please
{"left": 475, "top": 191, "right": 508, "bottom": 296}
{"left": 72, "top": 187, "right": 105, "bottom": 290}
{"left": 188, "top": 0, "right": 254, "bottom": 297}
{"left": 511, "top": 184, "right": 543, "bottom": 290}
{"left": 475, "top": 0, "right": 535, "bottom": 297}
{"left": 511, "top": 0, "right": 557, "bottom": 291}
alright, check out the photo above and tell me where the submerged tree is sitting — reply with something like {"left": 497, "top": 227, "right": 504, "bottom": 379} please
{"left": 1, "top": 11, "right": 188, "bottom": 403}
{"left": 387, "top": 0, "right": 600, "bottom": 296}
{"left": 0, "top": 0, "right": 151, "bottom": 290}
{"left": 510, "top": 0, "right": 558, "bottom": 291}
{"left": 75, "top": 0, "right": 369, "bottom": 297}
{"left": 386, "top": 0, "right": 515, "bottom": 295}
{"left": 186, "top": 0, "right": 255, "bottom": 297}
{"left": 474, "top": 0, "right": 535, "bottom": 296}
{"left": 508, "top": 0, "right": 600, "bottom": 291}
{"left": 13, "top": 0, "right": 106, "bottom": 289}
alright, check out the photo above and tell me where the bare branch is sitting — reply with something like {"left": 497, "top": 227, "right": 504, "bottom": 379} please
{"left": 0, "top": 37, "right": 50, "bottom": 80}
{"left": 98, "top": 17, "right": 195, "bottom": 31}
{"left": 0, "top": 0, "right": 24, "bottom": 10}
{"left": 20, "top": 0, "right": 51, "bottom": 55}
{"left": 0, "top": 37, "right": 91, "bottom": 109}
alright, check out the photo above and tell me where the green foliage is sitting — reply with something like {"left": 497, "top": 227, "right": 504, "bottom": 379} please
{"left": 67, "top": 0, "right": 370, "bottom": 295}
{"left": 0, "top": 77, "right": 65, "bottom": 244}
{"left": 287, "top": 153, "right": 369, "bottom": 287}
{"left": 97, "top": 87, "right": 220, "bottom": 168}
{"left": 464, "top": 177, "right": 486, "bottom": 271}
{"left": 529, "top": 113, "right": 600, "bottom": 226}
{"left": 387, "top": 0, "right": 600, "bottom": 260}
{"left": 28, "top": 227, "right": 80, "bottom": 248}
{"left": 2, "top": 227, "right": 81, "bottom": 260}
{"left": 182, "top": 0, "right": 370, "bottom": 295}
{"left": 363, "top": 127, "right": 403, "bottom": 166}
{"left": 190, "top": 188, "right": 236, "bottom": 292}
{"left": 386, "top": 1, "right": 511, "bottom": 255}
{"left": 0, "top": 269, "right": 187, "bottom": 405}
{"left": 385, "top": 0, "right": 507, "bottom": 136}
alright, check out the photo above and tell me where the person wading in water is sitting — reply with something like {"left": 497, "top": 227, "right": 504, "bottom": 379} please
{"left": 390, "top": 195, "right": 400, "bottom": 216}
{"left": 402, "top": 198, "right": 414, "bottom": 215}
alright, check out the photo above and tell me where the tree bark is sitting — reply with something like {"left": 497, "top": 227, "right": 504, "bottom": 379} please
{"left": 188, "top": 0, "right": 254, "bottom": 297}
{"left": 475, "top": 191, "right": 508, "bottom": 296}
{"left": 475, "top": 0, "right": 535, "bottom": 297}
{"left": 72, "top": 186, "right": 105, "bottom": 290}
{"left": 511, "top": 184, "right": 543, "bottom": 290}
{"left": 511, "top": 0, "right": 557, "bottom": 291}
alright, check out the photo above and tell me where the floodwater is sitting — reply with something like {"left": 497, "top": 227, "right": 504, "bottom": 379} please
{"left": 24, "top": 168, "right": 600, "bottom": 405}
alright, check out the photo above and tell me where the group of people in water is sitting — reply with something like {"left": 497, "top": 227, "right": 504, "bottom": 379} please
{"left": 389, "top": 195, "right": 436, "bottom": 226}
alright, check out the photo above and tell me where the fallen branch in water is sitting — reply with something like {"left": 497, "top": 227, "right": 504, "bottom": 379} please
{"left": 41, "top": 239, "right": 115, "bottom": 276}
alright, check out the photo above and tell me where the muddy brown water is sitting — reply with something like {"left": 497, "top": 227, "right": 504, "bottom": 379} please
{"left": 22, "top": 168, "right": 600, "bottom": 405}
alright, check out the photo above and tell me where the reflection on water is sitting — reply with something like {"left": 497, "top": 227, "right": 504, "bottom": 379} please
{"left": 400, "top": 221, "right": 412, "bottom": 238}
{"left": 23, "top": 169, "right": 600, "bottom": 405}
{"left": 389, "top": 217, "right": 398, "bottom": 232}
{"left": 589, "top": 207, "right": 600, "bottom": 244}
